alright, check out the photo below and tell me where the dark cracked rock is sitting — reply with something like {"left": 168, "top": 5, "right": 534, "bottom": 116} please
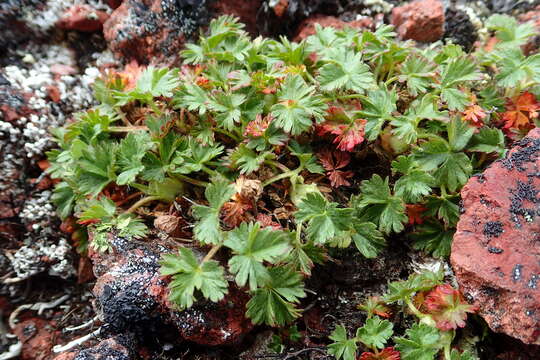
{"left": 451, "top": 127, "right": 540, "bottom": 345}
{"left": 103, "top": 0, "right": 210, "bottom": 65}
{"left": 89, "top": 235, "right": 254, "bottom": 348}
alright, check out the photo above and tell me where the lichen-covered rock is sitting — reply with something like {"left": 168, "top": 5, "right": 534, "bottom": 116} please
{"left": 294, "top": 14, "right": 373, "bottom": 42}
{"left": 103, "top": 0, "right": 208, "bottom": 64}
{"left": 451, "top": 128, "right": 540, "bottom": 345}
{"left": 391, "top": 0, "right": 444, "bottom": 43}
{"left": 91, "top": 236, "right": 254, "bottom": 346}
{"left": 56, "top": 5, "right": 109, "bottom": 32}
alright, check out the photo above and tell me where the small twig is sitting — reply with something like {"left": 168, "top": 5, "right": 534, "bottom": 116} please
{"left": 1, "top": 277, "right": 25, "bottom": 285}
{"left": 9, "top": 294, "right": 70, "bottom": 329}
{"left": 202, "top": 244, "right": 222, "bottom": 263}
{"left": 64, "top": 315, "right": 100, "bottom": 332}
{"left": 109, "top": 125, "right": 148, "bottom": 132}
{"left": 52, "top": 328, "right": 101, "bottom": 353}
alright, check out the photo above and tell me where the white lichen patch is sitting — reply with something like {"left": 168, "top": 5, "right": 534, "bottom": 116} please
{"left": 10, "top": 238, "right": 75, "bottom": 280}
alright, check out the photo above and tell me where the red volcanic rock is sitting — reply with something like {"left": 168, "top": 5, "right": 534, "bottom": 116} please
{"left": 519, "top": 6, "right": 540, "bottom": 55}
{"left": 209, "top": 0, "right": 262, "bottom": 35}
{"left": 294, "top": 15, "right": 374, "bottom": 41}
{"left": 391, "top": 0, "right": 444, "bottom": 42}
{"left": 13, "top": 318, "right": 59, "bottom": 360}
{"left": 451, "top": 128, "right": 540, "bottom": 345}
{"left": 106, "top": 0, "right": 123, "bottom": 10}
{"left": 103, "top": 0, "right": 210, "bottom": 64}
{"left": 91, "top": 236, "right": 253, "bottom": 346}
{"left": 56, "top": 5, "right": 109, "bottom": 32}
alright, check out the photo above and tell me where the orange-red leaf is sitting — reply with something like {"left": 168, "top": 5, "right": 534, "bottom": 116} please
{"left": 405, "top": 204, "right": 427, "bottom": 225}
{"left": 502, "top": 92, "right": 540, "bottom": 130}
{"left": 421, "top": 284, "right": 478, "bottom": 331}
{"left": 462, "top": 104, "right": 486, "bottom": 127}
{"left": 360, "top": 347, "right": 400, "bottom": 360}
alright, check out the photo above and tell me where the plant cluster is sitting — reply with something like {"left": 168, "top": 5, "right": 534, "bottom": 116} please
{"left": 47, "top": 14, "right": 539, "bottom": 330}
{"left": 328, "top": 270, "right": 478, "bottom": 360}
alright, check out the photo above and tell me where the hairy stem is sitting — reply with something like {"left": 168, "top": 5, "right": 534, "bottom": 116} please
{"left": 262, "top": 169, "right": 299, "bottom": 187}
{"left": 202, "top": 244, "right": 222, "bottom": 263}
{"left": 109, "top": 126, "right": 149, "bottom": 132}
{"left": 175, "top": 174, "right": 208, "bottom": 187}
{"left": 125, "top": 195, "right": 162, "bottom": 214}
{"left": 214, "top": 127, "right": 241, "bottom": 142}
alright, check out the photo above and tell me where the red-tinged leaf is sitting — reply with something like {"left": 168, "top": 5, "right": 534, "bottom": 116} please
{"left": 317, "top": 150, "right": 353, "bottom": 188}
{"left": 244, "top": 114, "right": 271, "bottom": 137}
{"left": 502, "top": 91, "right": 540, "bottom": 130}
{"left": 360, "top": 347, "right": 401, "bottom": 360}
{"left": 405, "top": 204, "right": 427, "bottom": 225}
{"left": 256, "top": 213, "right": 282, "bottom": 230}
{"left": 462, "top": 104, "right": 486, "bottom": 127}
{"left": 118, "top": 60, "right": 143, "bottom": 91}
{"left": 357, "top": 296, "right": 392, "bottom": 318}
{"left": 421, "top": 284, "right": 478, "bottom": 331}
{"left": 222, "top": 198, "right": 252, "bottom": 228}
{"left": 318, "top": 118, "right": 367, "bottom": 151}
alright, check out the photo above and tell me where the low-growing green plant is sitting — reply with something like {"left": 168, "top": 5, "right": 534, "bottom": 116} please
{"left": 329, "top": 270, "right": 478, "bottom": 360}
{"left": 47, "top": 14, "right": 539, "bottom": 329}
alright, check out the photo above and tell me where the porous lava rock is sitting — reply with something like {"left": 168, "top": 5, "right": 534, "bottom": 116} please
{"left": 209, "top": 0, "right": 262, "bottom": 36}
{"left": 390, "top": 0, "right": 444, "bottom": 43}
{"left": 56, "top": 5, "right": 109, "bottom": 32}
{"left": 451, "top": 128, "right": 540, "bottom": 345}
{"left": 294, "top": 14, "right": 373, "bottom": 41}
{"left": 53, "top": 334, "right": 135, "bottom": 360}
{"left": 520, "top": 5, "right": 540, "bottom": 55}
{"left": 13, "top": 318, "right": 60, "bottom": 360}
{"left": 90, "top": 236, "right": 253, "bottom": 347}
{"left": 103, "top": 0, "right": 208, "bottom": 64}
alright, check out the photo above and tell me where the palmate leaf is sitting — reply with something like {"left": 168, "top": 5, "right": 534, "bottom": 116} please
{"left": 209, "top": 92, "right": 246, "bottom": 130}
{"left": 356, "top": 317, "right": 394, "bottom": 350}
{"left": 295, "top": 193, "right": 353, "bottom": 244}
{"left": 79, "top": 197, "right": 116, "bottom": 222}
{"left": 383, "top": 271, "right": 444, "bottom": 304}
{"left": 349, "top": 221, "right": 386, "bottom": 258}
{"left": 425, "top": 195, "right": 460, "bottom": 227}
{"left": 355, "top": 175, "right": 407, "bottom": 234}
{"left": 358, "top": 87, "right": 397, "bottom": 141}
{"left": 117, "top": 132, "right": 153, "bottom": 185}
{"left": 394, "top": 323, "right": 442, "bottom": 360}
{"left": 410, "top": 220, "right": 454, "bottom": 258}
{"left": 271, "top": 75, "right": 327, "bottom": 135}
{"left": 468, "top": 127, "right": 505, "bottom": 155}
{"left": 224, "top": 222, "right": 291, "bottom": 291}
{"left": 486, "top": 14, "right": 537, "bottom": 48}
{"left": 229, "top": 144, "right": 273, "bottom": 174}
{"left": 136, "top": 67, "right": 180, "bottom": 97}
{"left": 192, "top": 181, "right": 236, "bottom": 245}
{"left": 398, "top": 54, "right": 436, "bottom": 96}
{"left": 77, "top": 142, "right": 117, "bottom": 196}
{"left": 51, "top": 181, "right": 76, "bottom": 219}
{"left": 160, "top": 247, "right": 228, "bottom": 309}
{"left": 246, "top": 266, "right": 305, "bottom": 326}
{"left": 412, "top": 137, "right": 472, "bottom": 192}
{"left": 328, "top": 325, "right": 358, "bottom": 360}
{"left": 317, "top": 49, "right": 375, "bottom": 92}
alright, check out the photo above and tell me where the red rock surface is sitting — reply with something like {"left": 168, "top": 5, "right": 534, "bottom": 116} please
{"left": 451, "top": 127, "right": 540, "bottom": 345}
{"left": 294, "top": 15, "right": 373, "bottom": 41}
{"left": 13, "top": 318, "right": 60, "bottom": 360}
{"left": 209, "top": 0, "right": 262, "bottom": 35}
{"left": 56, "top": 5, "right": 109, "bottom": 32}
{"left": 390, "top": 0, "right": 444, "bottom": 43}
{"left": 519, "top": 5, "right": 540, "bottom": 55}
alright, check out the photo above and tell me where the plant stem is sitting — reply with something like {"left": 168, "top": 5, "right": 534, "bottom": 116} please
{"left": 175, "top": 174, "right": 208, "bottom": 187}
{"left": 264, "top": 159, "right": 291, "bottom": 173}
{"left": 405, "top": 298, "right": 425, "bottom": 319}
{"left": 202, "top": 244, "right": 222, "bottom": 263}
{"left": 262, "top": 169, "right": 299, "bottom": 187}
{"left": 214, "top": 127, "right": 241, "bottom": 142}
{"left": 336, "top": 93, "right": 366, "bottom": 101}
{"left": 109, "top": 126, "right": 149, "bottom": 132}
{"left": 125, "top": 195, "right": 162, "bottom": 214}
{"left": 201, "top": 165, "right": 217, "bottom": 177}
